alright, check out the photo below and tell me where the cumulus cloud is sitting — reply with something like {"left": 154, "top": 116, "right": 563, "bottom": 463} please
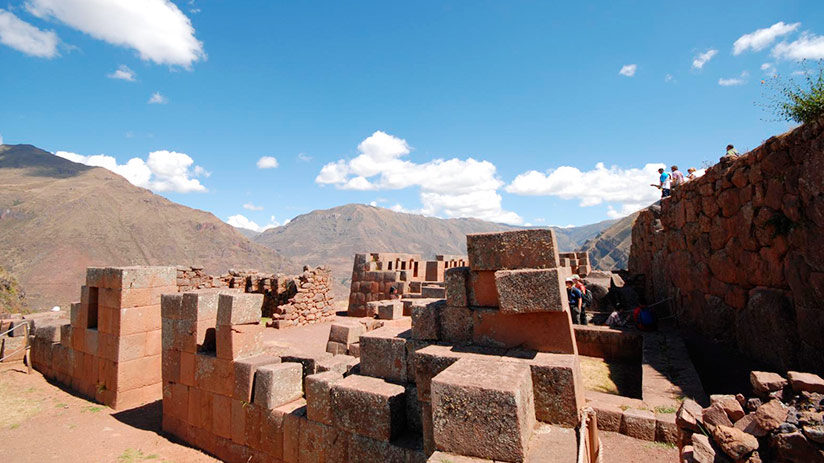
{"left": 25, "top": 0, "right": 204, "bottom": 67}
{"left": 256, "top": 156, "right": 279, "bottom": 169}
{"left": 718, "top": 71, "right": 749, "bottom": 86}
{"left": 55, "top": 149, "right": 207, "bottom": 193}
{"left": 297, "top": 153, "right": 312, "bottom": 162}
{"left": 772, "top": 32, "right": 824, "bottom": 60}
{"left": 734, "top": 22, "right": 800, "bottom": 55}
{"left": 243, "top": 203, "right": 263, "bottom": 211}
{"left": 107, "top": 64, "right": 136, "bottom": 81}
{"left": 692, "top": 49, "right": 718, "bottom": 69}
{"left": 148, "top": 91, "right": 167, "bottom": 104}
{"left": 0, "top": 8, "right": 58, "bottom": 58}
{"left": 226, "top": 214, "right": 278, "bottom": 232}
{"left": 618, "top": 64, "right": 637, "bottom": 77}
{"left": 316, "top": 131, "right": 521, "bottom": 224}
{"left": 506, "top": 162, "right": 668, "bottom": 218}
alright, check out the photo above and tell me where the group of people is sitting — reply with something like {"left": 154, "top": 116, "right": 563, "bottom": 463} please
{"left": 652, "top": 144, "right": 738, "bottom": 199}
{"left": 564, "top": 275, "right": 591, "bottom": 325}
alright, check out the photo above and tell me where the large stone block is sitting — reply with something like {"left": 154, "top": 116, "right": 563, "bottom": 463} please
{"left": 472, "top": 309, "right": 577, "bottom": 353}
{"left": 445, "top": 267, "right": 469, "bottom": 306}
{"left": 181, "top": 291, "right": 220, "bottom": 322}
{"left": 466, "top": 229, "right": 559, "bottom": 271}
{"left": 217, "top": 293, "right": 263, "bottom": 326}
{"left": 306, "top": 370, "right": 344, "bottom": 425}
{"left": 526, "top": 353, "right": 583, "bottom": 427}
{"left": 377, "top": 301, "right": 404, "bottom": 320}
{"left": 440, "top": 304, "right": 473, "bottom": 344}
{"left": 87, "top": 266, "right": 176, "bottom": 289}
{"left": 195, "top": 353, "right": 235, "bottom": 396}
{"left": 233, "top": 353, "right": 281, "bottom": 402}
{"left": 431, "top": 357, "right": 535, "bottom": 461}
{"left": 216, "top": 323, "right": 263, "bottom": 360}
{"left": 253, "top": 362, "right": 303, "bottom": 409}
{"left": 329, "top": 321, "right": 364, "bottom": 345}
{"left": 359, "top": 325, "right": 410, "bottom": 383}
{"left": 330, "top": 374, "right": 407, "bottom": 442}
{"left": 411, "top": 300, "right": 442, "bottom": 341}
{"left": 494, "top": 268, "right": 568, "bottom": 313}
{"left": 467, "top": 270, "right": 499, "bottom": 307}
{"left": 414, "top": 345, "right": 465, "bottom": 403}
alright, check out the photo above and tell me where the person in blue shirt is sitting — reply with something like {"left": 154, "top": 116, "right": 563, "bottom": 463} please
{"left": 566, "top": 278, "right": 587, "bottom": 325}
{"left": 651, "top": 167, "right": 672, "bottom": 198}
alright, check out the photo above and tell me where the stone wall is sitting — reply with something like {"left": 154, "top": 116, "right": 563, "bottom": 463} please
{"left": 559, "top": 251, "right": 591, "bottom": 277}
{"left": 629, "top": 118, "right": 824, "bottom": 373}
{"left": 269, "top": 266, "right": 335, "bottom": 328}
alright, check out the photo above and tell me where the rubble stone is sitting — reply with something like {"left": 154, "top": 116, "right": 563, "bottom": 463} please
{"left": 712, "top": 424, "right": 758, "bottom": 460}
{"left": 788, "top": 371, "right": 824, "bottom": 394}
{"left": 750, "top": 371, "right": 788, "bottom": 396}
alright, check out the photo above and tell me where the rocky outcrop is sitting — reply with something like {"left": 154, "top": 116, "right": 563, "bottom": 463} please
{"left": 629, "top": 117, "right": 824, "bottom": 373}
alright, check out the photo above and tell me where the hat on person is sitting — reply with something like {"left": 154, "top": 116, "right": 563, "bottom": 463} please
{"left": 571, "top": 274, "right": 581, "bottom": 280}
{"left": 565, "top": 278, "right": 574, "bottom": 283}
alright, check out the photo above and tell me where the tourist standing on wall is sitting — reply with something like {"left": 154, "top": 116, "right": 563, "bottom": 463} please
{"left": 686, "top": 167, "right": 697, "bottom": 181}
{"left": 671, "top": 165, "right": 685, "bottom": 187}
{"left": 651, "top": 167, "right": 672, "bottom": 198}
{"left": 726, "top": 144, "right": 739, "bottom": 157}
{"left": 566, "top": 278, "right": 586, "bottom": 325}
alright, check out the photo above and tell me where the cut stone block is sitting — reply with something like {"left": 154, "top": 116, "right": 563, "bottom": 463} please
{"left": 316, "top": 355, "right": 359, "bottom": 376}
{"left": 306, "top": 370, "right": 344, "bottom": 425}
{"left": 427, "top": 451, "right": 492, "bottom": 462}
{"left": 377, "top": 301, "right": 404, "bottom": 320}
{"left": 527, "top": 353, "right": 583, "bottom": 427}
{"left": 431, "top": 357, "right": 535, "bottom": 462}
{"left": 621, "top": 408, "right": 656, "bottom": 441}
{"left": 466, "top": 229, "right": 559, "bottom": 271}
{"left": 440, "top": 304, "right": 473, "bottom": 344}
{"left": 467, "top": 271, "right": 499, "bottom": 307}
{"left": 326, "top": 340, "right": 348, "bottom": 355}
{"left": 494, "top": 268, "right": 568, "bottom": 313}
{"left": 329, "top": 322, "right": 364, "bottom": 345}
{"left": 421, "top": 286, "right": 446, "bottom": 299}
{"left": 217, "top": 293, "right": 263, "bottom": 326}
{"left": 86, "top": 266, "right": 176, "bottom": 290}
{"left": 445, "top": 267, "right": 469, "bottom": 307}
{"left": 215, "top": 323, "right": 263, "bottom": 360}
{"left": 411, "top": 299, "right": 441, "bottom": 341}
{"left": 281, "top": 351, "right": 333, "bottom": 380}
{"left": 359, "top": 325, "right": 410, "bottom": 383}
{"left": 253, "top": 362, "right": 303, "bottom": 409}
{"left": 331, "top": 374, "right": 407, "bottom": 442}
{"left": 195, "top": 354, "right": 235, "bottom": 396}
{"left": 233, "top": 353, "right": 281, "bottom": 402}
{"left": 414, "top": 344, "right": 465, "bottom": 403}
{"left": 181, "top": 291, "right": 220, "bottom": 322}
{"left": 472, "top": 309, "right": 577, "bottom": 354}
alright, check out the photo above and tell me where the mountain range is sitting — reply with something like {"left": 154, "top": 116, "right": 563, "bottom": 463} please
{"left": 0, "top": 143, "right": 637, "bottom": 310}
{"left": 0, "top": 144, "right": 296, "bottom": 309}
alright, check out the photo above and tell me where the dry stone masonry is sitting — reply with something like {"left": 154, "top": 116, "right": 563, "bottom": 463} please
{"left": 629, "top": 118, "right": 824, "bottom": 374}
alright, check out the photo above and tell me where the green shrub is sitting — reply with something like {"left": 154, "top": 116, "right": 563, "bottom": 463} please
{"left": 762, "top": 60, "right": 824, "bottom": 124}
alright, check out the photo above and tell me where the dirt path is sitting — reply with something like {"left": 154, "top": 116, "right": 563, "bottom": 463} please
{"left": 0, "top": 364, "right": 216, "bottom": 463}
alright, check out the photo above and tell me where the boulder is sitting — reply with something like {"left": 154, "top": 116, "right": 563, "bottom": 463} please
{"left": 711, "top": 395, "right": 746, "bottom": 422}
{"left": 677, "top": 398, "right": 705, "bottom": 432}
{"left": 750, "top": 371, "right": 788, "bottom": 396}
{"left": 787, "top": 371, "right": 824, "bottom": 394}
{"left": 712, "top": 425, "right": 759, "bottom": 461}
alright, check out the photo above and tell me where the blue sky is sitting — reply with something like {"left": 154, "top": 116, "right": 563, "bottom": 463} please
{"left": 1, "top": 1, "right": 822, "bottom": 229}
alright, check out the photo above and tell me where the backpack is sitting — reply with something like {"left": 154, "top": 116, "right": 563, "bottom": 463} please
{"left": 582, "top": 289, "right": 593, "bottom": 306}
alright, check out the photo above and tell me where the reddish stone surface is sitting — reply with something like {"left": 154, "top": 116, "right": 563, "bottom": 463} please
{"left": 494, "top": 268, "right": 568, "bottom": 313}
{"left": 472, "top": 309, "right": 576, "bottom": 354}
{"left": 330, "top": 374, "right": 406, "bottom": 442}
{"left": 431, "top": 357, "right": 535, "bottom": 462}
{"left": 466, "top": 229, "right": 560, "bottom": 271}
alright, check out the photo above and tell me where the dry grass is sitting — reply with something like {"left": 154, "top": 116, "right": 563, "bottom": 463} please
{"left": 579, "top": 355, "right": 642, "bottom": 397}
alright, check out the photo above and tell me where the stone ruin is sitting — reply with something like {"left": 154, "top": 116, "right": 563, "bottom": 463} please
{"left": 30, "top": 266, "right": 177, "bottom": 409}
{"left": 155, "top": 229, "right": 596, "bottom": 462}
{"left": 347, "top": 253, "right": 467, "bottom": 317}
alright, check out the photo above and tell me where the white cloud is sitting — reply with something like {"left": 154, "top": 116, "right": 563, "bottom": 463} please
{"left": 664, "top": 74, "right": 675, "bottom": 83}
{"left": 148, "top": 92, "right": 167, "bottom": 104}
{"left": 692, "top": 49, "right": 718, "bottom": 70}
{"left": 506, "top": 162, "right": 668, "bottom": 217}
{"left": 55, "top": 149, "right": 207, "bottom": 193}
{"left": 618, "top": 64, "right": 637, "bottom": 77}
{"left": 718, "top": 71, "right": 749, "bottom": 86}
{"left": 772, "top": 32, "right": 824, "bottom": 60}
{"left": 734, "top": 22, "right": 800, "bottom": 55}
{"left": 256, "top": 156, "right": 279, "bottom": 169}
{"left": 316, "top": 131, "right": 521, "bottom": 224}
{"left": 25, "top": 0, "right": 204, "bottom": 67}
{"left": 243, "top": 203, "right": 263, "bottom": 211}
{"left": 226, "top": 214, "right": 278, "bottom": 232}
{"left": 0, "top": 8, "right": 58, "bottom": 58}
{"left": 107, "top": 64, "right": 136, "bottom": 81}
{"left": 297, "top": 153, "right": 312, "bottom": 162}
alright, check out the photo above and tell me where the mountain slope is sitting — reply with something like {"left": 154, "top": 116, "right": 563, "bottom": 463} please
{"left": 578, "top": 211, "right": 640, "bottom": 270}
{"left": 0, "top": 144, "right": 297, "bottom": 309}
{"left": 253, "top": 204, "right": 614, "bottom": 294}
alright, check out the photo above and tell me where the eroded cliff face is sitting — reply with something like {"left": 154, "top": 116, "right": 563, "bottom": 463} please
{"left": 629, "top": 118, "right": 824, "bottom": 373}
